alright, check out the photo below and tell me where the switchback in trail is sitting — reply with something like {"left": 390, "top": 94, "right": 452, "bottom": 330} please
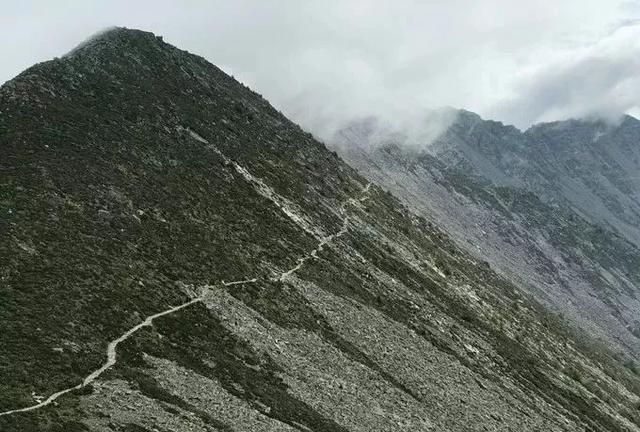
{"left": 0, "top": 179, "right": 371, "bottom": 417}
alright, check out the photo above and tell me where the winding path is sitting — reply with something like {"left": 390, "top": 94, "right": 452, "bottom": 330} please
{"left": 0, "top": 172, "right": 371, "bottom": 417}
{"left": 0, "top": 297, "right": 204, "bottom": 417}
{"left": 276, "top": 182, "right": 371, "bottom": 282}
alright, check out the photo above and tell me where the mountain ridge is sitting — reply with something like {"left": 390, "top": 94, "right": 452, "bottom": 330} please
{"left": 336, "top": 109, "right": 640, "bottom": 241}
{"left": 2, "top": 27, "right": 640, "bottom": 431}
{"left": 333, "top": 107, "right": 640, "bottom": 358}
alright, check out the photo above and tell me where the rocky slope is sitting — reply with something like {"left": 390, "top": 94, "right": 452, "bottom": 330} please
{"left": 431, "top": 111, "right": 640, "bottom": 246}
{"left": 1, "top": 28, "right": 640, "bottom": 432}
{"left": 333, "top": 111, "right": 640, "bottom": 359}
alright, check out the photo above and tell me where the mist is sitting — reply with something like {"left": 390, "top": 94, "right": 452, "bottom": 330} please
{"left": 1, "top": 0, "right": 639, "bottom": 140}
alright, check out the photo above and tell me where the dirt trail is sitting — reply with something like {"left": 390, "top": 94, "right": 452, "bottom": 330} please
{"left": 276, "top": 182, "right": 371, "bottom": 282}
{"left": 0, "top": 297, "right": 205, "bottom": 417}
{"left": 0, "top": 175, "right": 371, "bottom": 418}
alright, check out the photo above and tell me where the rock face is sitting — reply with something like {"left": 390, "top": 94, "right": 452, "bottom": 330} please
{"left": 1, "top": 28, "right": 640, "bottom": 431}
{"left": 432, "top": 111, "right": 640, "bottom": 246}
{"left": 334, "top": 111, "right": 640, "bottom": 358}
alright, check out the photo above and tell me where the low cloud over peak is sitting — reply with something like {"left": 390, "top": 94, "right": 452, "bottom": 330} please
{"left": 489, "top": 23, "right": 640, "bottom": 129}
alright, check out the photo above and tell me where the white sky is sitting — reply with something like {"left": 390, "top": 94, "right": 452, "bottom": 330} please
{"left": 1, "top": 0, "right": 639, "bottom": 134}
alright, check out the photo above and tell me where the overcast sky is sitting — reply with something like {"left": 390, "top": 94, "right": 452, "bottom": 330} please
{"left": 2, "top": 0, "right": 639, "bottom": 135}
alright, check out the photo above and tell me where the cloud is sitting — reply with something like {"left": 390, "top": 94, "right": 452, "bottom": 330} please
{"left": 0, "top": 0, "right": 638, "bottom": 136}
{"left": 490, "top": 23, "right": 640, "bottom": 128}
{"left": 331, "top": 107, "right": 461, "bottom": 152}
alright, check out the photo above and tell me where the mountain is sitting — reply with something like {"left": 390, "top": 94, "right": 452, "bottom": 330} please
{"left": 333, "top": 111, "right": 640, "bottom": 357}
{"left": 525, "top": 116, "right": 640, "bottom": 243}
{"left": 1, "top": 28, "right": 640, "bottom": 432}
{"left": 429, "top": 111, "right": 640, "bottom": 246}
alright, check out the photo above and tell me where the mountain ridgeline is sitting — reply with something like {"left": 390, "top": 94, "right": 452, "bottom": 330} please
{"left": 334, "top": 111, "right": 640, "bottom": 359}
{"left": 1, "top": 28, "right": 640, "bottom": 431}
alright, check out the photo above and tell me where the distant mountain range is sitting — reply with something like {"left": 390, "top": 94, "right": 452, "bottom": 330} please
{"left": 1, "top": 28, "right": 640, "bottom": 432}
{"left": 333, "top": 110, "right": 640, "bottom": 358}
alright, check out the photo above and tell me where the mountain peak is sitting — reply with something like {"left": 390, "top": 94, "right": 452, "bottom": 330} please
{"left": 525, "top": 113, "right": 640, "bottom": 134}
{"left": 453, "top": 108, "right": 483, "bottom": 125}
{"left": 621, "top": 113, "right": 640, "bottom": 128}
{"left": 86, "top": 26, "right": 154, "bottom": 40}
{"left": 65, "top": 26, "right": 166, "bottom": 58}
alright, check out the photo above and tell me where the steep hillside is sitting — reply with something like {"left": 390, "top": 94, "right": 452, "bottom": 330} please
{"left": 334, "top": 113, "right": 640, "bottom": 358}
{"left": 2, "top": 28, "right": 640, "bottom": 432}
{"left": 525, "top": 116, "right": 640, "bottom": 245}
{"left": 403, "top": 110, "right": 640, "bottom": 246}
